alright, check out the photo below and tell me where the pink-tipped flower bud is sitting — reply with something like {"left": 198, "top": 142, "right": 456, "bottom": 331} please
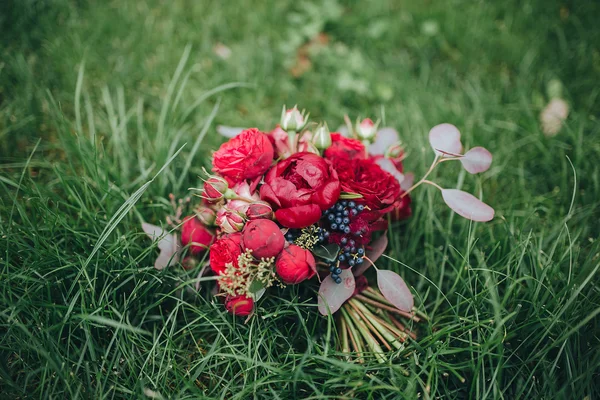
{"left": 224, "top": 295, "right": 254, "bottom": 316}
{"left": 275, "top": 244, "right": 316, "bottom": 284}
{"left": 246, "top": 202, "right": 274, "bottom": 220}
{"left": 312, "top": 123, "right": 332, "bottom": 150}
{"left": 203, "top": 176, "right": 228, "bottom": 202}
{"left": 195, "top": 206, "right": 217, "bottom": 226}
{"left": 216, "top": 209, "right": 246, "bottom": 233}
{"left": 242, "top": 219, "right": 285, "bottom": 259}
{"left": 181, "top": 215, "right": 215, "bottom": 256}
{"left": 280, "top": 105, "right": 308, "bottom": 131}
{"left": 356, "top": 118, "right": 378, "bottom": 140}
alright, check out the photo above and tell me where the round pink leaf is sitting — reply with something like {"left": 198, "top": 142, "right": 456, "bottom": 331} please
{"left": 429, "top": 123, "right": 463, "bottom": 156}
{"left": 318, "top": 269, "right": 355, "bottom": 315}
{"left": 441, "top": 189, "right": 494, "bottom": 222}
{"left": 460, "top": 147, "right": 492, "bottom": 174}
{"left": 377, "top": 270, "right": 414, "bottom": 312}
{"left": 369, "top": 127, "right": 400, "bottom": 155}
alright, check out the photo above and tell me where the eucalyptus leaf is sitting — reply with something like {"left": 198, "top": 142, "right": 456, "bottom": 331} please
{"left": 339, "top": 192, "right": 363, "bottom": 199}
{"left": 312, "top": 243, "right": 340, "bottom": 262}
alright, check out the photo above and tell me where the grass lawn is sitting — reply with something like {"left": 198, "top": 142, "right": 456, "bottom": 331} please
{"left": 1, "top": 0, "right": 600, "bottom": 398}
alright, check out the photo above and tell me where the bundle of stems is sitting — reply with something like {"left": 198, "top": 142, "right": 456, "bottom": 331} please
{"left": 337, "top": 287, "right": 426, "bottom": 363}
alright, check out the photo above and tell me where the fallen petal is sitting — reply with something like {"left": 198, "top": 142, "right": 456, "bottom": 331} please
{"left": 460, "top": 146, "right": 492, "bottom": 174}
{"left": 429, "top": 123, "right": 463, "bottom": 156}
{"left": 377, "top": 270, "right": 414, "bottom": 312}
{"left": 441, "top": 189, "right": 494, "bottom": 222}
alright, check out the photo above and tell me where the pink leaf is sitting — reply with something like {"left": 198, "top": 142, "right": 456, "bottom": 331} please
{"left": 441, "top": 189, "right": 494, "bottom": 222}
{"left": 366, "top": 233, "right": 388, "bottom": 264}
{"left": 318, "top": 269, "right": 355, "bottom": 315}
{"left": 401, "top": 172, "right": 414, "bottom": 192}
{"left": 375, "top": 158, "right": 404, "bottom": 185}
{"left": 377, "top": 270, "right": 414, "bottom": 312}
{"left": 460, "top": 147, "right": 492, "bottom": 174}
{"left": 429, "top": 123, "right": 463, "bottom": 156}
{"left": 142, "top": 222, "right": 181, "bottom": 270}
{"left": 369, "top": 127, "right": 400, "bottom": 155}
{"left": 216, "top": 125, "right": 244, "bottom": 138}
{"left": 354, "top": 234, "right": 389, "bottom": 276}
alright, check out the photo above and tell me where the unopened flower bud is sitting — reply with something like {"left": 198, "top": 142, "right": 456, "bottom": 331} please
{"left": 195, "top": 206, "right": 217, "bottom": 226}
{"left": 246, "top": 202, "right": 274, "bottom": 220}
{"left": 313, "top": 124, "right": 332, "bottom": 150}
{"left": 203, "top": 176, "right": 228, "bottom": 202}
{"left": 275, "top": 244, "right": 316, "bottom": 284}
{"left": 280, "top": 105, "right": 308, "bottom": 131}
{"left": 216, "top": 209, "right": 246, "bottom": 233}
{"left": 181, "top": 215, "right": 215, "bottom": 255}
{"left": 242, "top": 219, "right": 285, "bottom": 259}
{"left": 224, "top": 295, "right": 254, "bottom": 316}
{"left": 356, "top": 118, "right": 378, "bottom": 140}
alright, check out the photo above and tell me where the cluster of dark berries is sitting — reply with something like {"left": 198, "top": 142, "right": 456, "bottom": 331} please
{"left": 338, "top": 238, "right": 365, "bottom": 268}
{"left": 328, "top": 263, "right": 343, "bottom": 284}
{"left": 322, "top": 200, "right": 364, "bottom": 234}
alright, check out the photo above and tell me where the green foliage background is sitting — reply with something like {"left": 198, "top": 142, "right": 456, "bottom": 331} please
{"left": 1, "top": 0, "right": 599, "bottom": 398}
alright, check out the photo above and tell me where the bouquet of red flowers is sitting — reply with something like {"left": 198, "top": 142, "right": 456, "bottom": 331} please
{"left": 143, "top": 106, "right": 494, "bottom": 360}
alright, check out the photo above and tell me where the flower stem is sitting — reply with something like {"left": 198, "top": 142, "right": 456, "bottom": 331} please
{"left": 341, "top": 307, "right": 365, "bottom": 363}
{"left": 354, "top": 294, "right": 421, "bottom": 322}
{"left": 350, "top": 299, "right": 406, "bottom": 350}
{"left": 347, "top": 300, "right": 392, "bottom": 351}
{"left": 339, "top": 315, "right": 351, "bottom": 362}
{"left": 287, "top": 130, "right": 297, "bottom": 154}
{"left": 400, "top": 154, "right": 439, "bottom": 198}
{"left": 346, "top": 306, "right": 387, "bottom": 363}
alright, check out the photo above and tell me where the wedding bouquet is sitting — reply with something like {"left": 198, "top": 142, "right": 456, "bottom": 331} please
{"left": 143, "top": 106, "right": 494, "bottom": 359}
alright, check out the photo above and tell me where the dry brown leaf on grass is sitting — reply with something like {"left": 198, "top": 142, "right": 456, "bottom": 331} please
{"left": 290, "top": 33, "right": 330, "bottom": 78}
{"left": 540, "top": 98, "right": 569, "bottom": 137}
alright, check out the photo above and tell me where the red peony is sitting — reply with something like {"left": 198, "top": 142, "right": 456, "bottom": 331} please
{"left": 323, "top": 133, "right": 366, "bottom": 161}
{"left": 181, "top": 215, "right": 215, "bottom": 256}
{"left": 242, "top": 219, "right": 285, "bottom": 259}
{"left": 260, "top": 152, "right": 341, "bottom": 228}
{"left": 275, "top": 244, "right": 316, "bottom": 284}
{"left": 333, "top": 158, "right": 401, "bottom": 213}
{"left": 225, "top": 295, "right": 254, "bottom": 316}
{"left": 209, "top": 232, "right": 243, "bottom": 275}
{"left": 212, "top": 128, "right": 274, "bottom": 185}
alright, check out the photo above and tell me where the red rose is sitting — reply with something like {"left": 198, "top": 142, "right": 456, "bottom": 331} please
{"left": 333, "top": 158, "right": 400, "bottom": 213}
{"left": 323, "top": 133, "right": 366, "bottom": 161}
{"left": 212, "top": 128, "right": 274, "bottom": 184}
{"left": 275, "top": 244, "right": 316, "bottom": 284}
{"left": 225, "top": 295, "right": 254, "bottom": 316}
{"left": 260, "top": 152, "right": 341, "bottom": 228}
{"left": 242, "top": 219, "right": 285, "bottom": 259}
{"left": 181, "top": 216, "right": 215, "bottom": 256}
{"left": 209, "top": 232, "right": 243, "bottom": 275}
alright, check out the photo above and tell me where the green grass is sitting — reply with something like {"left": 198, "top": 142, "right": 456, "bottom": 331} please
{"left": 1, "top": 0, "right": 600, "bottom": 398}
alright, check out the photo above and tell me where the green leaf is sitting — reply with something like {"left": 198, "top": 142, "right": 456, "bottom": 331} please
{"left": 313, "top": 244, "right": 340, "bottom": 262}
{"left": 340, "top": 192, "right": 363, "bottom": 199}
{"left": 248, "top": 280, "right": 265, "bottom": 294}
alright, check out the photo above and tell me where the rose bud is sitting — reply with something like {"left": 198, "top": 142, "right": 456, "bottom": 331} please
{"left": 216, "top": 209, "right": 246, "bottom": 233}
{"left": 356, "top": 118, "right": 378, "bottom": 140}
{"left": 209, "top": 233, "right": 243, "bottom": 275}
{"left": 275, "top": 244, "right": 316, "bottom": 284}
{"left": 246, "top": 202, "right": 274, "bottom": 220}
{"left": 312, "top": 123, "right": 332, "bottom": 150}
{"left": 203, "top": 176, "right": 228, "bottom": 202}
{"left": 280, "top": 105, "right": 308, "bottom": 131}
{"left": 242, "top": 219, "right": 285, "bottom": 259}
{"left": 195, "top": 206, "right": 217, "bottom": 226}
{"left": 224, "top": 295, "right": 254, "bottom": 316}
{"left": 181, "top": 215, "right": 215, "bottom": 256}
